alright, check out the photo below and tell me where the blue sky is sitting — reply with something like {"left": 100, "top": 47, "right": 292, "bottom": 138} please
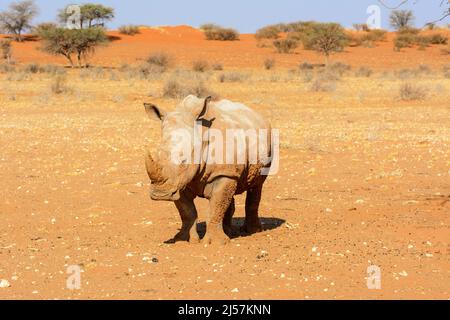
{"left": 1, "top": 0, "right": 448, "bottom": 32}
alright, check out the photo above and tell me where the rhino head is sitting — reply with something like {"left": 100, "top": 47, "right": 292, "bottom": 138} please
{"left": 144, "top": 95, "right": 211, "bottom": 201}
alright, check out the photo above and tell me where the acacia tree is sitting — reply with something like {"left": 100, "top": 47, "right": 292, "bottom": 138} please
{"left": 0, "top": 0, "right": 38, "bottom": 42}
{"left": 38, "top": 26, "right": 108, "bottom": 67}
{"left": 389, "top": 10, "right": 415, "bottom": 30}
{"left": 58, "top": 3, "right": 115, "bottom": 29}
{"left": 305, "top": 23, "right": 349, "bottom": 64}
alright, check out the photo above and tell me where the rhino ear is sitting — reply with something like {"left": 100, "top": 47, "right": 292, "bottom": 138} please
{"left": 197, "top": 96, "right": 212, "bottom": 119}
{"left": 144, "top": 103, "right": 166, "bottom": 121}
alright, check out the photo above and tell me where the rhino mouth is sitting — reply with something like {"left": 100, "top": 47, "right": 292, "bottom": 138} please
{"left": 150, "top": 187, "right": 180, "bottom": 201}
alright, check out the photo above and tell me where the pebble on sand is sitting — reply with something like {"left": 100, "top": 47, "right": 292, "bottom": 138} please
{"left": 0, "top": 279, "right": 11, "bottom": 288}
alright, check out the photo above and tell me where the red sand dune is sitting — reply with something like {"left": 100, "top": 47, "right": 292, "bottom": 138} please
{"left": 4, "top": 25, "right": 450, "bottom": 69}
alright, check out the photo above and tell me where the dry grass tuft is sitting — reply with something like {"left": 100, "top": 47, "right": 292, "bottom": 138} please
{"left": 264, "top": 58, "right": 275, "bottom": 70}
{"left": 218, "top": 72, "right": 250, "bottom": 83}
{"left": 398, "top": 83, "right": 428, "bottom": 101}
{"left": 163, "top": 76, "right": 216, "bottom": 99}
{"left": 192, "top": 59, "right": 209, "bottom": 72}
{"left": 50, "top": 75, "right": 71, "bottom": 95}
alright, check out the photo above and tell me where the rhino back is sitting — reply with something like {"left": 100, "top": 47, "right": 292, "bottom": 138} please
{"left": 195, "top": 100, "right": 271, "bottom": 194}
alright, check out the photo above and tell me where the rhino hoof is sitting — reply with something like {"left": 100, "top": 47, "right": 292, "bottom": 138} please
{"left": 202, "top": 233, "right": 230, "bottom": 246}
{"left": 241, "top": 223, "right": 263, "bottom": 235}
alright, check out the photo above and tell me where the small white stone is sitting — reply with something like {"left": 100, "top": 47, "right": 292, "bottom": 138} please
{"left": 399, "top": 271, "right": 408, "bottom": 277}
{"left": 0, "top": 279, "right": 10, "bottom": 288}
{"left": 231, "top": 288, "right": 239, "bottom": 293}
{"left": 312, "top": 246, "right": 318, "bottom": 252}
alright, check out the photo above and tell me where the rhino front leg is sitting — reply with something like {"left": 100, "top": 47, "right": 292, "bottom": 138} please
{"left": 203, "top": 178, "right": 238, "bottom": 245}
{"left": 173, "top": 194, "right": 200, "bottom": 244}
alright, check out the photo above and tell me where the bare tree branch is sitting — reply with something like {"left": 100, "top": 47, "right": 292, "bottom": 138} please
{"left": 378, "top": 0, "right": 450, "bottom": 27}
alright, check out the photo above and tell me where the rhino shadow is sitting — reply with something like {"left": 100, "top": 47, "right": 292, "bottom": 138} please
{"left": 196, "top": 217, "right": 286, "bottom": 240}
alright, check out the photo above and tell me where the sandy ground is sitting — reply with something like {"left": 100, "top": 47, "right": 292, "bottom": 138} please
{"left": 0, "top": 27, "right": 449, "bottom": 299}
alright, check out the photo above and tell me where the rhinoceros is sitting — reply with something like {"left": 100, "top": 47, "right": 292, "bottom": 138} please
{"left": 144, "top": 95, "right": 273, "bottom": 245}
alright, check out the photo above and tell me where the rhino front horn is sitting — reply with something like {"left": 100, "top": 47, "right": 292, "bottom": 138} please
{"left": 145, "top": 152, "right": 162, "bottom": 182}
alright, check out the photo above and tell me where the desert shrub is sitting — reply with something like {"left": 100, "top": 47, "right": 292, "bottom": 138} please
{"left": 355, "top": 66, "right": 373, "bottom": 77}
{"left": 415, "top": 35, "right": 432, "bottom": 49}
{"left": 192, "top": 59, "right": 209, "bottom": 72}
{"left": 33, "top": 22, "right": 57, "bottom": 36}
{"left": 394, "top": 33, "right": 416, "bottom": 51}
{"left": 398, "top": 83, "right": 427, "bottom": 101}
{"left": 327, "top": 62, "right": 351, "bottom": 76}
{"left": 273, "top": 39, "right": 298, "bottom": 54}
{"left": 0, "top": 63, "right": 15, "bottom": 73}
{"left": 264, "top": 58, "right": 275, "bottom": 70}
{"left": 417, "top": 64, "right": 432, "bottom": 75}
{"left": 309, "top": 78, "right": 337, "bottom": 92}
{"left": 163, "top": 77, "right": 216, "bottom": 99}
{"left": 134, "top": 63, "right": 166, "bottom": 79}
{"left": 51, "top": 75, "right": 70, "bottom": 94}
{"left": 0, "top": 39, "right": 12, "bottom": 62}
{"left": 41, "top": 64, "right": 65, "bottom": 75}
{"left": 398, "top": 27, "right": 420, "bottom": 35}
{"left": 211, "top": 63, "right": 223, "bottom": 71}
{"left": 428, "top": 33, "right": 448, "bottom": 45}
{"left": 199, "top": 23, "right": 221, "bottom": 31}
{"left": 218, "top": 72, "right": 249, "bottom": 83}
{"left": 23, "top": 63, "right": 40, "bottom": 73}
{"left": 299, "top": 62, "right": 314, "bottom": 71}
{"left": 204, "top": 26, "right": 239, "bottom": 41}
{"left": 146, "top": 52, "right": 172, "bottom": 72}
{"left": 394, "top": 68, "right": 418, "bottom": 80}
{"left": 443, "top": 65, "right": 450, "bottom": 78}
{"left": 255, "top": 25, "right": 280, "bottom": 40}
{"left": 353, "top": 23, "right": 369, "bottom": 31}
{"left": 362, "top": 29, "right": 387, "bottom": 42}
{"left": 118, "top": 25, "right": 140, "bottom": 36}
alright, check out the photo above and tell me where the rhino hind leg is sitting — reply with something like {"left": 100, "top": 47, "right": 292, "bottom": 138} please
{"left": 203, "top": 178, "right": 238, "bottom": 245}
{"left": 222, "top": 198, "right": 237, "bottom": 237}
{"left": 173, "top": 194, "right": 200, "bottom": 244}
{"left": 242, "top": 179, "right": 265, "bottom": 234}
